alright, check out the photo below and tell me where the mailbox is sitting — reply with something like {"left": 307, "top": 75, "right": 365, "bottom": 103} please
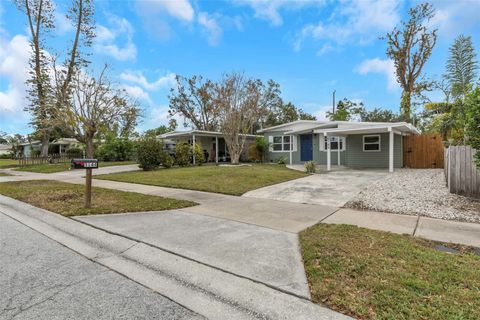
{"left": 71, "top": 159, "right": 99, "bottom": 169}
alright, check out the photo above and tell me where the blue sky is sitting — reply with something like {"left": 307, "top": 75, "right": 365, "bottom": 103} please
{"left": 1, "top": 0, "right": 479, "bottom": 135}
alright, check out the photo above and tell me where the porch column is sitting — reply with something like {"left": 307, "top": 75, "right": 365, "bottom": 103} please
{"left": 325, "top": 132, "right": 331, "bottom": 171}
{"left": 289, "top": 135, "right": 293, "bottom": 165}
{"left": 215, "top": 136, "right": 219, "bottom": 164}
{"left": 389, "top": 128, "right": 394, "bottom": 173}
{"left": 192, "top": 134, "right": 196, "bottom": 165}
{"left": 337, "top": 136, "right": 340, "bottom": 166}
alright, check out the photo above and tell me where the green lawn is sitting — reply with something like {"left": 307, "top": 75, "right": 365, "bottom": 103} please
{"left": 0, "top": 159, "right": 18, "bottom": 169}
{"left": 96, "top": 164, "right": 306, "bottom": 196}
{"left": 0, "top": 172, "right": 11, "bottom": 176}
{"left": 14, "top": 160, "right": 137, "bottom": 174}
{"left": 300, "top": 224, "right": 480, "bottom": 320}
{"left": 0, "top": 180, "right": 195, "bottom": 216}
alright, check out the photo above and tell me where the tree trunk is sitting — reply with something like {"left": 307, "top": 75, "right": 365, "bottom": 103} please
{"left": 40, "top": 132, "right": 50, "bottom": 157}
{"left": 86, "top": 133, "right": 95, "bottom": 158}
{"left": 400, "top": 91, "right": 412, "bottom": 122}
{"left": 230, "top": 151, "right": 240, "bottom": 164}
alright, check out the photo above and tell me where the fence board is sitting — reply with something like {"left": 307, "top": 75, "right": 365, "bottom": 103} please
{"left": 444, "top": 145, "right": 480, "bottom": 199}
{"left": 18, "top": 153, "right": 82, "bottom": 167}
{"left": 403, "top": 134, "right": 444, "bottom": 168}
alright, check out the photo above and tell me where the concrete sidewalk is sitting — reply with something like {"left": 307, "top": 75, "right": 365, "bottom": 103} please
{"left": 1, "top": 170, "right": 480, "bottom": 247}
{"left": 326, "top": 209, "right": 480, "bottom": 247}
{"left": 0, "top": 195, "right": 350, "bottom": 320}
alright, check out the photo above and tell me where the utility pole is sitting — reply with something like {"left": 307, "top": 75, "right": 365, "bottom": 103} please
{"left": 332, "top": 90, "right": 336, "bottom": 115}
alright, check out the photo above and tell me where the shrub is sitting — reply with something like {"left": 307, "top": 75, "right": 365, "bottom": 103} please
{"left": 276, "top": 156, "right": 287, "bottom": 165}
{"left": 305, "top": 161, "right": 316, "bottom": 173}
{"left": 159, "top": 151, "right": 174, "bottom": 168}
{"left": 66, "top": 146, "right": 83, "bottom": 158}
{"left": 248, "top": 144, "right": 262, "bottom": 162}
{"left": 254, "top": 137, "right": 269, "bottom": 162}
{"left": 175, "top": 143, "right": 204, "bottom": 166}
{"left": 193, "top": 143, "right": 205, "bottom": 165}
{"left": 465, "top": 87, "right": 480, "bottom": 168}
{"left": 95, "top": 138, "right": 135, "bottom": 161}
{"left": 136, "top": 137, "right": 163, "bottom": 171}
{"left": 175, "top": 143, "right": 191, "bottom": 167}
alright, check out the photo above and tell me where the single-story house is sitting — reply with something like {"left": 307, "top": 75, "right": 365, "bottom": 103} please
{"left": 0, "top": 144, "right": 13, "bottom": 156}
{"left": 158, "top": 130, "right": 258, "bottom": 164}
{"left": 259, "top": 120, "right": 420, "bottom": 172}
{"left": 17, "top": 138, "right": 80, "bottom": 157}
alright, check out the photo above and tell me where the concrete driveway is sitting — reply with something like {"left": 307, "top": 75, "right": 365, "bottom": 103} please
{"left": 75, "top": 209, "right": 311, "bottom": 299}
{"left": 243, "top": 169, "right": 387, "bottom": 207}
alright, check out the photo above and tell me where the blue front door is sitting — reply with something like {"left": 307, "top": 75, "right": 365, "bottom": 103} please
{"left": 300, "top": 134, "right": 313, "bottom": 161}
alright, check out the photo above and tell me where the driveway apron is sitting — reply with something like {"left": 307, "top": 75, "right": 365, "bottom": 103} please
{"left": 75, "top": 209, "right": 311, "bottom": 299}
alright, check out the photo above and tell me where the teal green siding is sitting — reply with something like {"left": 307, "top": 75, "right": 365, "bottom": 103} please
{"left": 345, "top": 133, "right": 403, "bottom": 168}
{"left": 264, "top": 132, "right": 403, "bottom": 168}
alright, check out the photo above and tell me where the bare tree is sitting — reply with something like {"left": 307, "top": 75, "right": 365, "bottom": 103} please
{"left": 168, "top": 75, "right": 219, "bottom": 131}
{"left": 215, "top": 73, "right": 279, "bottom": 164}
{"left": 65, "top": 65, "right": 140, "bottom": 158}
{"left": 15, "top": 0, "right": 95, "bottom": 157}
{"left": 384, "top": 2, "right": 437, "bottom": 122}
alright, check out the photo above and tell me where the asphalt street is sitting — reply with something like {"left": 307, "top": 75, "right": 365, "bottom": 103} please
{"left": 0, "top": 212, "right": 204, "bottom": 320}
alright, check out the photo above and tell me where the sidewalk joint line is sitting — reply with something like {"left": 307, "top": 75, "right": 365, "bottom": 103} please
{"left": 412, "top": 215, "right": 421, "bottom": 236}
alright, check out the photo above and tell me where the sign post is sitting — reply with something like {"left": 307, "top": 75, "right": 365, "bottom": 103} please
{"left": 71, "top": 159, "right": 99, "bottom": 209}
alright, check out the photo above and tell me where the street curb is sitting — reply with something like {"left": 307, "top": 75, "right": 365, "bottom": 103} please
{"left": 0, "top": 195, "right": 352, "bottom": 320}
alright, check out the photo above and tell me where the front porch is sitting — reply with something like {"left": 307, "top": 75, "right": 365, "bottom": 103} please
{"left": 158, "top": 130, "right": 257, "bottom": 164}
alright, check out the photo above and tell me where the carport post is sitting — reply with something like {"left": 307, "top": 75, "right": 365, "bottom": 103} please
{"left": 289, "top": 135, "right": 293, "bottom": 165}
{"left": 215, "top": 136, "right": 219, "bottom": 164}
{"left": 388, "top": 127, "right": 394, "bottom": 173}
{"left": 192, "top": 134, "right": 196, "bottom": 165}
{"left": 325, "top": 132, "right": 331, "bottom": 171}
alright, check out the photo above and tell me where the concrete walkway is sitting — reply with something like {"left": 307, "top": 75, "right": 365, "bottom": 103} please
{"left": 0, "top": 195, "right": 350, "bottom": 320}
{"left": 1, "top": 169, "right": 479, "bottom": 247}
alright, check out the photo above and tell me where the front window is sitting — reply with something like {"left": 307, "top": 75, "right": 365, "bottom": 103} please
{"left": 363, "top": 135, "right": 380, "bottom": 152}
{"left": 322, "top": 136, "right": 345, "bottom": 151}
{"left": 273, "top": 136, "right": 291, "bottom": 152}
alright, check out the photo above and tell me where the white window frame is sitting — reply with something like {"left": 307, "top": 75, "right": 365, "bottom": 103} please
{"left": 272, "top": 135, "right": 291, "bottom": 152}
{"left": 363, "top": 134, "right": 381, "bottom": 152}
{"left": 320, "top": 136, "right": 346, "bottom": 152}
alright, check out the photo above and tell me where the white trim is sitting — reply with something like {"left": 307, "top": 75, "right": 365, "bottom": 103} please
{"left": 320, "top": 136, "right": 346, "bottom": 152}
{"left": 325, "top": 132, "right": 331, "bottom": 171}
{"left": 271, "top": 135, "right": 292, "bottom": 153}
{"left": 389, "top": 130, "right": 394, "bottom": 173}
{"left": 363, "top": 134, "right": 381, "bottom": 152}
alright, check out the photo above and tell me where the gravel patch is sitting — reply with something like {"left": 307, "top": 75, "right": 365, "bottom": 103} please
{"left": 345, "top": 169, "right": 480, "bottom": 223}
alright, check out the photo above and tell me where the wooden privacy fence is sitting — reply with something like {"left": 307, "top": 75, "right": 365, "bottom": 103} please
{"left": 403, "top": 134, "right": 444, "bottom": 168}
{"left": 18, "top": 153, "right": 82, "bottom": 167}
{"left": 444, "top": 146, "right": 480, "bottom": 199}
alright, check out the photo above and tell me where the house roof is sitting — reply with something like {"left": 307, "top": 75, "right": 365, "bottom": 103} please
{"left": 260, "top": 120, "right": 419, "bottom": 135}
{"left": 0, "top": 144, "right": 12, "bottom": 150}
{"left": 158, "top": 130, "right": 259, "bottom": 139}
{"left": 313, "top": 123, "right": 420, "bottom": 135}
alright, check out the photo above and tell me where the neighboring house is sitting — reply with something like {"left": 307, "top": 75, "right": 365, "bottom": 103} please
{"left": 0, "top": 144, "right": 13, "bottom": 156}
{"left": 17, "top": 138, "right": 80, "bottom": 157}
{"left": 259, "top": 120, "right": 420, "bottom": 172}
{"left": 158, "top": 130, "right": 258, "bottom": 164}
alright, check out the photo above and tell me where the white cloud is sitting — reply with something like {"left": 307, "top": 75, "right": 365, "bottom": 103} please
{"left": 55, "top": 11, "right": 74, "bottom": 35}
{"left": 428, "top": 0, "right": 480, "bottom": 38}
{"left": 121, "top": 85, "right": 153, "bottom": 104}
{"left": 120, "top": 71, "right": 176, "bottom": 91}
{"left": 295, "top": 0, "right": 401, "bottom": 51}
{"left": 95, "top": 15, "right": 137, "bottom": 61}
{"left": 0, "top": 34, "right": 30, "bottom": 114}
{"left": 356, "top": 58, "right": 398, "bottom": 91}
{"left": 198, "top": 12, "right": 223, "bottom": 46}
{"left": 137, "top": 0, "right": 194, "bottom": 22}
{"left": 236, "top": 0, "right": 325, "bottom": 26}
